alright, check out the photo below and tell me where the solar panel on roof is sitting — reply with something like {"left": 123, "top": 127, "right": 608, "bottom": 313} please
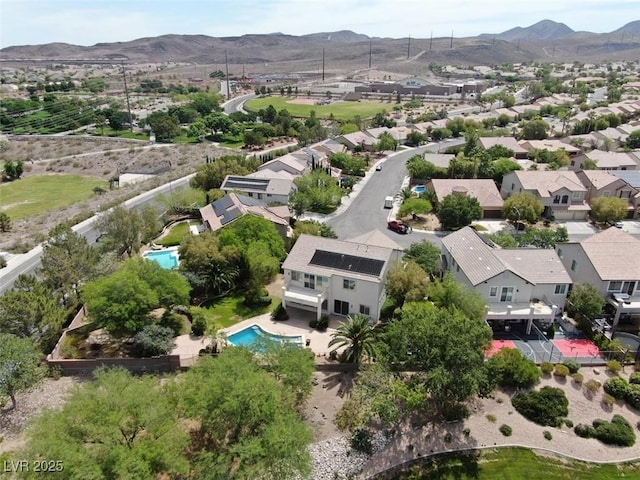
{"left": 221, "top": 206, "right": 241, "bottom": 225}
{"left": 213, "top": 195, "right": 234, "bottom": 216}
{"left": 224, "top": 176, "right": 269, "bottom": 191}
{"left": 309, "top": 250, "right": 384, "bottom": 276}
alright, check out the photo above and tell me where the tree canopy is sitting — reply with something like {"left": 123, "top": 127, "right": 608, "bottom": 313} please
{"left": 590, "top": 196, "right": 629, "bottom": 224}
{"left": 398, "top": 198, "right": 433, "bottom": 219}
{"left": 0, "top": 334, "right": 42, "bottom": 410}
{"left": 566, "top": 283, "right": 605, "bottom": 321}
{"left": 402, "top": 240, "right": 442, "bottom": 278}
{"left": 96, "top": 205, "right": 160, "bottom": 256}
{"left": 437, "top": 194, "right": 482, "bottom": 230}
{"left": 385, "top": 261, "right": 430, "bottom": 307}
{"left": 190, "top": 155, "right": 259, "bottom": 191}
{"left": 503, "top": 192, "right": 545, "bottom": 224}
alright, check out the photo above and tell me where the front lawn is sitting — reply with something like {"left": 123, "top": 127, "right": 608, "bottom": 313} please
{"left": 244, "top": 96, "right": 389, "bottom": 120}
{"left": 0, "top": 174, "right": 108, "bottom": 220}
{"left": 200, "top": 293, "right": 276, "bottom": 328}
{"left": 393, "top": 447, "right": 640, "bottom": 479}
{"left": 156, "top": 221, "right": 200, "bottom": 247}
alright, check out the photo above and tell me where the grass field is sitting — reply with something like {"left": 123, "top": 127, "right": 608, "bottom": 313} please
{"left": 156, "top": 221, "right": 201, "bottom": 247}
{"left": 244, "top": 95, "right": 390, "bottom": 120}
{"left": 200, "top": 293, "right": 275, "bottom": 328}
{"left": 0, "top": 174, "right": 108, "bottom": 220}
{"left": 394, "top": 448, "right": 640, "bottom": 479}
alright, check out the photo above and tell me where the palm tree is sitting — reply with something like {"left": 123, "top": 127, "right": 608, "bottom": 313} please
{"left": 328, "top": 314, "right": 378, "bottom": 366}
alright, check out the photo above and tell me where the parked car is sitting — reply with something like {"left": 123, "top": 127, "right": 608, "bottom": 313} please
{"left": 387, "top": 220, "right": 411, "bottom": 234}
{"left": 375, "top": 164, "right": 382, "bottom": 171}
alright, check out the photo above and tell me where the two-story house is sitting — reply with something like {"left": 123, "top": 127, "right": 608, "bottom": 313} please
{"left": 281, "top": 234, "right": 402, "bottom": 321}
{"left": 442, "top": 227, "right": 571, "bottom": 333}
{"left": 570, "top": 150, "right": 639, "bottom": 172}
{"left": 556, "top": 227, "right": 640, "bottom": 327}
{"left": 576, "top": 170, "right": 640, "bottom": 219}
{"left": 501, "top": 170, "right": 590, "bottom": 220}
{"left": 220, "top": 174, "right": 294, "bottom": 205}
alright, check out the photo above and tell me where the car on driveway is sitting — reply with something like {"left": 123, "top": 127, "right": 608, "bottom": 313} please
{"left": 387, "top": 220, "right": 411, "bottom": 234}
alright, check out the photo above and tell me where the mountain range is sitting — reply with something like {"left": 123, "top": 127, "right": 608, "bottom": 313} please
{"left": 2, "top": 20, "right": 640, "bottom": 75}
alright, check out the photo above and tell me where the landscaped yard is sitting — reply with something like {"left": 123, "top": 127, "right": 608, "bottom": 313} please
{"left": 244, "top": 96, "right": 389, "bottom": 120}
{"left": 199, "top": 293, "right": 277, "bottom": 328}
{"left": 156, "top": 220, "right": 201, "bottom": 246}
{"left": 394, "top": 447, "right": 640, "bottom": 479}
{"left": 0, "top": 174, "right": 108, "bottom": 220}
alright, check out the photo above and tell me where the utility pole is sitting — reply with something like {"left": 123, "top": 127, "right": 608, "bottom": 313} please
{"left": 407, "top": 35, "right": 411, "bottom": 59}
{"left": 322, "top": 48, "right": 325, "bottom": 81}
{"left": 450, "top": 30, "right": 454, "bottom": 49}
{"left": 225, "top": 49, "right": 230, "bottom": 100}
{"left": 429, "top": 31, "right": 433, "bottom": 51}
{"left": 121, "top": 62, "right": 133, "bottom": 132}
{"left": 368, "top": 40, "right": 372, "bottom": 69}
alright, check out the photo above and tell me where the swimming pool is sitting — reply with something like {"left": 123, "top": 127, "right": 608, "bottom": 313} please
{"left": 143, "top": 247, "right": 179, "bottom": 269}
{"left": 227, "top": 324, "right": 304, "bottom": 349}
{"left": 412, "top": 185, "right": 426, "bottom": 194}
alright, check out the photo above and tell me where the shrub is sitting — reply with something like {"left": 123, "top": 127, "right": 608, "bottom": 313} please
{"left": 562, "top": 359, "right": 580, "bottom": 374}
{"left": 604, "top": 377, "right": 630, "bottom": 400}
{"left": 564, "top": 419, "right": 574, "bottom": 428}
{"left": 585, "top": 379, "right": 601, "bottom": 395}
{"left": 607, "top": 360, "right": 623, "bottom": 375}
{"left": 486, "top": 347, "right": 541, "bottom": 389}
{"left": 463, "top": 428, "right": 471, "bottom": 437}
{"left": 444, "top": 432, "right": 453, "bottom": 443}
{"left": 486, "top": 414, "right": 497, "bottom": 423}
{"left": 572, "top": 373, "right": 584, "bottom": 384}
{"left": 574, "top": 423, "right": 596, "bottom": 438}
{"left": 191, "top": 313, "right": 207, "bottom": 336}
{"left": 133, "top": 324, "right": 175, "bottom": 357}
{"left": 553, "top": 364, "right": 570, "bottom": 378}
{"left": 543, "top": 430, "right": 553, "bottom": 440}
{"left": 602, "top": 393, "right": 616, "bottom": 407}
{"left": 316, "top": 314, "right": 330, "bottom": 332}
{"left": 540, "top": 361, "right": 554, "bottom": 375}
{"left": 159, "top": 312, "right": 185, "bottom": 336}
{"left": 625, "top": 384, "right": 640, "bottom": 410}
{"left": 630, "top": 372, "right": 640, "bottom": 385}
{"left": 309, "top": 319, "right": 318, "bottom": 329}
{"left": 442, "top": 403, "right": 470, "bottom": 422}
{"left": 512, "top": 386, "right": 569, "bottom": 427}
{"left": 591, "top": 415, "right": 636, "bottom": 447}
{"left": 351, "top": 428, "right": 373, "bottom": 455}
{"left": 271, "top": 302, "right": 289, "bottom": 321}
{"left": 499, "top": 424, "right": 513, "bottom": 437}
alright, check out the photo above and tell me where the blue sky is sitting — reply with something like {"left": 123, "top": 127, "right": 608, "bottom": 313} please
{"left": 1, "top": 0, "right": 638, "bottom": 48}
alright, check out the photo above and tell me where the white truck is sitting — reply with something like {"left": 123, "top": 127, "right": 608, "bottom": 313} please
{"left": 384, "top": 196, "right": 394, "bottom": 209}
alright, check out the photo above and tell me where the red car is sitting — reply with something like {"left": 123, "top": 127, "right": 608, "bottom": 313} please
{"left": 387, "top": 220, "right": 411, "bottom": 234}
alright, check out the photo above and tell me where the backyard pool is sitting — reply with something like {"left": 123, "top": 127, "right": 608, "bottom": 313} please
{"left": 143, "top": 247, "right": 179, "bottom": 269}
{"left": 227, "top": 324, "right": 304, "bottom": 348}
{"left": 412, "top": 185, "right": 426, "bottom": 194}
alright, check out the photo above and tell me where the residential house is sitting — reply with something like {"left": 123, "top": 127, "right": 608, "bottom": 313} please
{"left": 281, "top": 234, "right": 402, "bottom": 321}
{"left": 199, "top": 193, "right": 291, "bottom": 238}
{"left": 610, "top": 170, "right": 640, "bottom": 218}
{"left": 478, "top": 136, "right": 529, "bottom": 159}
{"left": 220, "top": 174, "right": 294, "bottom": 205}
{"left": 426, "top": 179, "right": 504, "bottom": 218}
{"left": 520, "top": 139, "right": 581, "bottom": 157}
{"left": 442, "top": 227, "right": 571, "bottom": 333}
{"left": 422, "top": 153, "right": 455, "bottom": 170}
{"left": 501, "top": 170, "right": 590, "bottom": 220}
{"left": 576, "top": 170, "right": 640, "bottom": 218}
{"left": 556, "top": 227, "right": 640, "bottom": 327}
{"left": 570, "top": 150, "right": 639, "bottom": 172}
{"left": 335, "top": 131, "right": 377, "bottom": 151}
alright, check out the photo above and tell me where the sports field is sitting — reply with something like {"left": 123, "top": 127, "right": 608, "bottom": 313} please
{"left": 244, "top": 96, "right": 389, "bottom": 120}
{"left": 0, "top": 174, "right": 108, "bottom": 220}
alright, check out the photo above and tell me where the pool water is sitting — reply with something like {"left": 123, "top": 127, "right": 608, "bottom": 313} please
{"left": 143, "top": 248, "right": 179, "bottom": 269}
{"left": 228, "top": 324, "right": 304, "bottom": 348}
{"left": 412, "top": 185, "right": 426, "bottom": 194}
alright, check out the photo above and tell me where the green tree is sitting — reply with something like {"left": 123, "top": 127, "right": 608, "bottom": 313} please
{"left": 329, "top": 314, "right": 379, "bottom": 366}
{"left": 3, "top": 160, "right": 24, "bottom": 181}
{"left": 260, "top": 341, "right": 316, "bottom": 407}
{"left": 291, "top": 220, "right": 337, "bottom": 243}
{"left": 190, "top": 155, "right": 257, "bottom": 191}
{"left": 398, "top": 197, "right": 433, "bottom": 219}
{"left": 503, "top": 192, "right": 545, "bottom": 224}
{"left": 0, "top": 211, "right": 11, "bottom": 232}
{"left": 487, "top": 347, "right": 541, "bottom": 389}
{"left": 96, "top": 205, "right": 160, "bottom": 256}
{"left": 491, "top": 157, "right": 522, "bottom": 184}
{"left": 485, "top": 231, "right": 518, "bottom": 248}
{"left": 428, "top": 272, "right": 488, "bottom": 322}
{"left": 385, "top": 261, "right": 430, "bottom": 306}
{"left": 375, "top": 131, "right": 398, "bottom": 152}
{"left": 181, "top": 349, "right": 313, "bottom": 479}
{"left": 204, "top": 112, "right": 233, "bottom": 136}
{"left": 145, "top": 111, "right": 180, "bottom": 142}
{"left": 403, "top": 240, "right": 442, "bottom": 278}
{"left": 0, "top": 334, "right": 42, "bottom": 410}
{"left": 24, "top": 367, "right": 189, "bottom": 479}
{"left": 516, "top": 227, "right": 568, "bottom": 249}
{"left": 520, "top": 118, "right": 549, "bottom": 140}
{"left": 133, "top": 324, "right": 176, "bottom": 357}
{"left": 406, "top": 155, "right": 447, "bottom": 180}
{"left": 566, "top": 283, "right": 605, "bottom": 321}
{"left": 0, "top": 275, "right": 66, "bottom": 352}
{"left": 626, "top": 130, "right": 640, "bottom": 149}
{"left": 590, "top": 196, "right": 629, "bottom": 224}
{"left": 438, "top": 194, "right": 482, "bottom": 230}
{"left": 290, "top": 169, "right": 342, "bottom": 214}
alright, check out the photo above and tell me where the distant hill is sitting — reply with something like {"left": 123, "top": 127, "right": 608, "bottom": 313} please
{"left": 612, "top": 20, "right": 640, "bottom": 35}
{"left": 485, "top": 19, "right": 576, "bottom": 42}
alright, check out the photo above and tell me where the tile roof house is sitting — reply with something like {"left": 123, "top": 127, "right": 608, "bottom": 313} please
{"left": 576, "top": 170, "right": 640, "bottom": 218}
{"left": 520, "top": 139, "right": 581, "bottom": 156}
{"left": 220, "top": 174, "right": 294, "bottom": 205}
{"left": 556, "top": 227, "right": 640, "bottom": 326}
{"left": 335, "top": 131, "right": 377, "bottom": 151}
{"left": 478, "top": 136, "right": 529, "bottom": 159}
{"left": 442, "top": 227, "right": 570, "bottom": 332}
{"left": 500, "top": 170, "right": 590, "bottom": 220}
{"left": 281, "top": 234, "right": 402, "bottom": 321}
{"left": 199, "top": 193, "right": 291, "bottom": 237}
{"left": 570, "top": 150, "right": 639, "bottom": 172}
{"left": 426, "top": 179, "right": 504, "bottom": 218}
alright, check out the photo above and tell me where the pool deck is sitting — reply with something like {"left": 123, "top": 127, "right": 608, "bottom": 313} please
{"left": 171, "top": 308, "right": 341, "bottom": 360}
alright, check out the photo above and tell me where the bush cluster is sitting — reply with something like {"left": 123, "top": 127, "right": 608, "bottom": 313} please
{"left": 512, "top": 386, "right": 568, "bottom": 427}
{"left": 271, "top": 302, "right": 289, "bottom": 321}
{"left": 629, "top": 372, "right": 640, "bottom": 385}
{"left": 499, "top": 424, "right": 512, "bottom": 437}
{"left": 572, "top": 373, "right": 584, "bottom": 384}
{"left": 540, "top": 361, "right": 554, "bottom": 375}
{"left": 604, "top": 377, "right": 629, "bottom": 400}
{"left": 553, "top": 364, "right": 570, "bottom": 378}
{"left": 574, "top": 415, "right": 636, "bottom": 447}
{"left": 133, "top": 324, "right": 175, "bottom": 357}
{"left": 351, "top": 428, "right": 373, "bottom": 455}
{"left": 309, "top": 314, "right": 330, "bottom": 332}
{"left": 562, "top": 360, "right": 580, "bottom": 374}
{"left": 607, "top": 360, "right": 622, "bottom": 375}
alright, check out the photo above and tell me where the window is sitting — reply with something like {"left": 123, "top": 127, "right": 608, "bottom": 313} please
{"left": 561, "top": 195, "right": 569, "bottom": 204}
{"left": 317, "top": 276, "right": 328, "bottom": 287}
{"left": 489, "top": 286, "right": 498, "bottom": 297}
{"left": 500, "top": 287, "right": 514, "bottom": 302}
{"left": 511, "top": 183, "right": 515, "bottom": 191}
{"left": 570, "top": 160, "right": 575, "bottom": 166}
{"left": 359, "top": 305, "right": 370, "bottom": 316}
{"left": 570, "top": 260, "right": 578, "bottom": 272}
{"left": 555, "top": 284, "right": 567, "bottom": 295}
{"left": 343, "top": 279, "right": 356, "bottom": 290}
{"left": 291, "top": 271, "right": 300, "bottom": 281}
{"left": 257, "top": 193, "right": 263, "bottom": 200}
{"left": 304, "top": 274, "right": 315, "bottom": 289}
{"left": 572, "top": 192, "right": 581, "bottom": 199}
{"left": 603, "top": 190, "right": 611, "bottom": 198}
{"left": 608, "top": 281, "right": 623, "bottom": 292}
{"left": 553, "top": 195, "right": 560, "bottom": 204}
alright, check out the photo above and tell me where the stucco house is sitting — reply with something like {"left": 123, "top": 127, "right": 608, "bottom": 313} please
{"left": 570, "top": 150, "right": 639, "bottom": 172}
{"left": 426, "top": 179, "right": 504, "bottom": 218}
{"left": 556, "top": 228, "right": 640, "bottom": 327}
{"left": 220, "top": 174, "right": 294, "bottom": 205}
{"left": 500, "top": 170, "right": 590, "bottom": 220}
{"left": 576, "top": 170, "right": 640, "bottom": 218}
{"left": 281, "top": 234, "right": 402, "bottom": 321}
{"left": 478, "top": 136, "right": 529, "bottom": 159}
{"left": 442, "top": 227, "right": 571, "bottom": 333}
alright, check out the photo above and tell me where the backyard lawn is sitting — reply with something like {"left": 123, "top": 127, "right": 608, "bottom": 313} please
{"left": 200, "top": 294, "right": 276, "bottom": 328}
{"left": 156, "top": 221, "right": 201, "bottom": 247}
{"left": 0, "top": 174, "right": 108, "bottom": 220}
{"left": 244, "top": 96, "right": 389, "bottom": 120}
{"left": 395, "top": 447, "right": 640, "bottom": 479}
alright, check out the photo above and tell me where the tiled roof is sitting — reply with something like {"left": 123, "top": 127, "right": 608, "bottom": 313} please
{"left": 578, "top": 170, "right": 623, "bottom": 190}
{"left": 584, "top": 150, "right": 638, "bottom": 169}
{"left": 478, "top": 136, "right": 528, "bottom": 154}
{"left": 442, "top": 227, "right": 570, "bottom": 286}
{"left": 579, "top": 227, "right": 640, "bottom": 280}
{"left": 221, "top": 175, "right": 293, "bottom": 196}
{"left": 429, "top": 179, "right": 503, "bottom": 208}
{"left": 508, "top": 171, "right": 586, "bottom": 197}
